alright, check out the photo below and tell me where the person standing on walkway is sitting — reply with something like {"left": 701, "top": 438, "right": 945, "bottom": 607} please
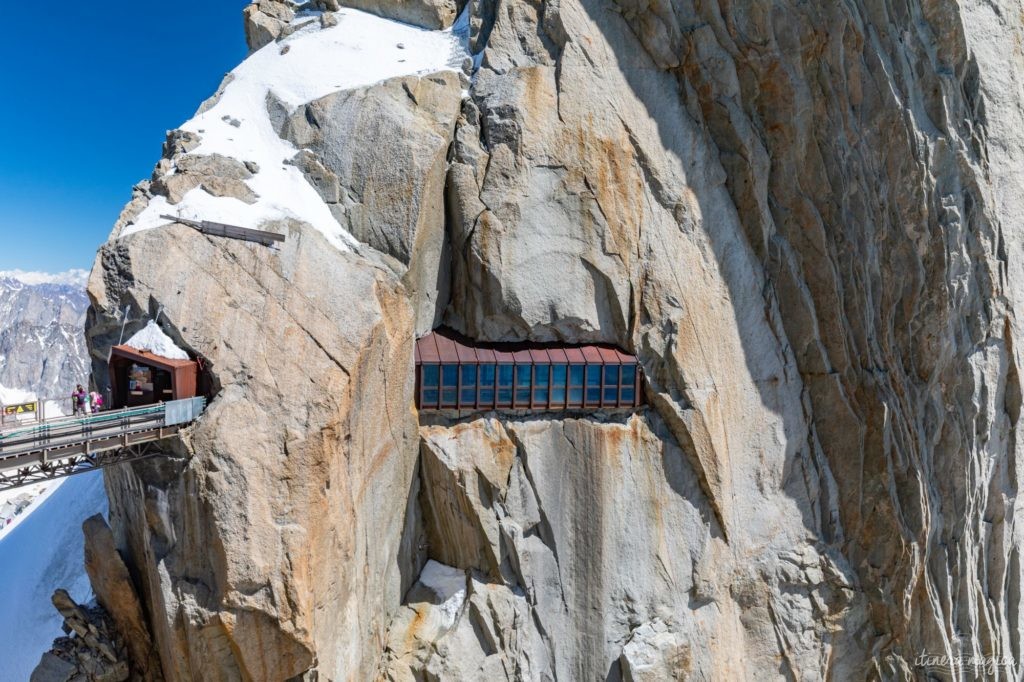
{"left": 72, "top": 385, "right": 87, "bottom": 416}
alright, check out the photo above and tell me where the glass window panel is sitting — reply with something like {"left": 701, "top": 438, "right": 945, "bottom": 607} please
{"left": 516, "top": 365, "right": 532, "bottom": 386}
{"left": 620, "top": 387, "right": 636, "bottom": 404}
{"left": 497, "top": 387, "right": 513, "bottom": 404}
{"left": 620, "top": 365, "right": 636, "bottom": 388}
{"left": 569, "top": 386, "right": 584, "bottom": 404}
{"left": 461, "top": 365, "right": 477, "bottom": 404}
{"left": 441, "top": 388, "right": 457, "bottom": 406}
{"left": 498, "top": 364, "right": 514, "bottom": 387}
{"left": 535, "top": 365, "right": 549, "bottom": 387}
{"left": 586, "top": 387, "right": 601, "bottom": 404}
{"left": 551, "top": 386, "right": 566, "bottom": 404}
{"left": 534, "top": 387, "right": 549, "bottom": 404}
{"left": 604, "top": 386, "right": 619, "bottom": 403}
{"left": 569, "top": 365, "right": 585, "bottom": 386}
{"left": 480, "top": 387, "right": 495, "bottom": 404}
{"left": 586, "top": 366, "right": 601, "bottom": 387}
{"left": 422, "top": 389, "right": 439, "bottom": 406}
{"left": 441, "top": 365, "right": 459, "bottom": 387}
{"left": 129, "top": 364, "right": 153, "bottom": 393}
{"left": 421, "top": 364, "right": 440, "bottom": 389}
{"left": 552, "top": 365, "right": 567, "bottom": 388}
{"left": 480, "top": 364, "right": 496, "bottom": 388}
{"left": 515, "top": 387, "right": 532, "bottom": 405}
{"left": 604, "top": 365, "right": 619, "bottom": 386}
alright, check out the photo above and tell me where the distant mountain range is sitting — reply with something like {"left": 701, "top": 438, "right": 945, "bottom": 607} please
{"left": 0, "top": 274, "right": 89, "bottom": 400}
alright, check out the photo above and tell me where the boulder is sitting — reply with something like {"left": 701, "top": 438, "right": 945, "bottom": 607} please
{"left": 151, "top": 153, "right": 258, "bottom": 205}
{"left": 30, "top": 654, "right": 77, "bottom": 682}
{"left": 619, "top": 620, "right": 693, "bottom": 681}
{"left": 333, "top": 0, "right": 461, "bottom": 30}
{"left": 31, "top": 591, "right": 134, "bottom": 682}
{"left": 242, "top": 0, "right": 295, "bottom": 51}
{"left": 83, "top": 515, "right": 160, "bottom": 677}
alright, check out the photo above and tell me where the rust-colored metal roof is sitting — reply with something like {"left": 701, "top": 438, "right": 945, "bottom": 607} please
{"left": 528, "top": 349, "right": 550, "bottom": 363}
{"left": 564, "top": 348, "right": 586, "bottom": 364}
{"left": 493, "top": 348, "right": 516, "bottom": 363}
{"left": 110, "top": 345, "right": 197, "bottom": 372}
{"left": 548, "top": 348, "right": 569, "bottom": 364}
{"left": 434, "top": 333, "right": 460, "bottom": 364}
{"left": 414, "top": 333, "right": 439, "bottom": 365}
{"left": 512, "top": 349, "right": 533, "bottom": 363}
{"left": 414, "top": 328, "right": 637, "bottom": 367}
{"left": 614, "top": 348, "right": 637, "bottom": 364}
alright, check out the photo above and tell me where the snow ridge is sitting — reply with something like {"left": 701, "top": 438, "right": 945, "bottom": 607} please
{"left": 122, "top": 8, "right": 468, "bottom": 252}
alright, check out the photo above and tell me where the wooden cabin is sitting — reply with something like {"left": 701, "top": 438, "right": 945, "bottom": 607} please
{"left": 108, "top": 345, "right": 199, "bottom": 408}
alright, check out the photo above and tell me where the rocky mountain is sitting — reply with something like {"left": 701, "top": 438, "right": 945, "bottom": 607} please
{"left": 54, "top": 0, "right": 1024, "bottom": 679}
{"left": 0, "top": 275, "right": 89, "bottom": 400}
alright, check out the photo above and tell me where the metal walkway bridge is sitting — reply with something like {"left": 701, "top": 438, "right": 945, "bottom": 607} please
{"left": 0, "top": 397, "right": 205, "bottom": 492}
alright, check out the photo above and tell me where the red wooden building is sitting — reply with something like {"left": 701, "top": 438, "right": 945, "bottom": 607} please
{"left": 414, "top": 328, "right": 643, "bottom": 412}
{"left": 108, "top": 345, "right": 199, "bottom": 408}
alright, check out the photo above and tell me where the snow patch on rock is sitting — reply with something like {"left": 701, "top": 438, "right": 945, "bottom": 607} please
{"left": 418, "top": 560, "right": 467, "bottom": 630}
{"left": 124, "top": 321, "right": 189, "bottom": 361}
{"left": 0, "top": 383, "right": 34, "bottom": 406}
{"left": 122, "top": 8, "right": 468, "bottom": 253}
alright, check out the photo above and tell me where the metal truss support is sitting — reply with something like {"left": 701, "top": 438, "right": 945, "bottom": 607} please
{"left": 0, "top": 441, "right": 167, "bottom": 493}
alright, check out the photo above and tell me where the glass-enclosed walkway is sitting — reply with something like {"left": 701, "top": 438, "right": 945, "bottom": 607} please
{"left": 414, "top": 328, "right": 643, "bottom": 412}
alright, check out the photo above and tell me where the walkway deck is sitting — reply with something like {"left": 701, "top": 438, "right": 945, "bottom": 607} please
{"left": 0, "top": 397, "right": 205, "bottom": 491}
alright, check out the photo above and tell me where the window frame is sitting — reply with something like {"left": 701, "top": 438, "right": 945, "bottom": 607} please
{"left": 620, "top": 364, "right": 637, "bottom": 407}
{"left": 568, "top": 364, "right": 585, "bottom": 408}
{"left": 550, "top": 364, "right": 568, "bottom": 408}
{"left": 419, "top": 363, "right": 441, "bottom": 409}
{"left": 585, "top": 364, "right": 602, "bottom": 407}
{"left": 478, "top": 363, "right": 497, "bottom": 409}
{"left": 440, "top": 363, "right": 459, "bottom": 408}
{"left": 514, "top": 363, "right": 533, "bottom": 409}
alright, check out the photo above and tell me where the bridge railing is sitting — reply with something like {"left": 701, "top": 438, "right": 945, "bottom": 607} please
{"left": 0, "top": 397, "right": 207, "bottom": 465}
{"left": 0, "top": 396, "right": 82, "bottom": 428}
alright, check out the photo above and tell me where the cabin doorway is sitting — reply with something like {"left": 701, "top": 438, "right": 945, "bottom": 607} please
{"left": 125, "top": 363, "right": 173, "bottom": 407}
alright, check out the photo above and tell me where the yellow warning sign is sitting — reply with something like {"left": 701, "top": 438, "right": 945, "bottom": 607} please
{"left": 3, "top": 401, "right": 37, "bottom": 416}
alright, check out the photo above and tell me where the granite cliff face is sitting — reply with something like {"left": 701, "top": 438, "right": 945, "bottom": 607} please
{"left": 0, "top": 277, "right": 88, "bottom": 399}
{"left": 67, "top": 0, "right": 1024, "bottom": 679}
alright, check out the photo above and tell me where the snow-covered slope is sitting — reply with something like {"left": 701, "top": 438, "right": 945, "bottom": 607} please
{"left": 0, "top": 271, "right": 104, "bottom": 678}
{"left": 122, "top": 7, "right": 468, "bottom": 252}
{"left": 0, "top": 383, "right": 33, "bottom": 406}
{"left": 0, "top": 473, "right": 109, "bottom": 680}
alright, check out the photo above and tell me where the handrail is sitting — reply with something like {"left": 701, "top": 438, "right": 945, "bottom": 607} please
{"left": 0, "top": 405, "right": 166, "bottom": 442}
{"left": 0, "top": 398, "right": 205, "bottom": 465}
{"left": 0, "top": 396, "right": 77, "bottom": 428}
{"left": 0, "top": 412, "right": 165, "bottom": 449}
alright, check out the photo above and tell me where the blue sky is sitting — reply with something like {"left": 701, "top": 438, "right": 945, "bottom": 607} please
{"left": 0, "top": 2, "right": 249, "bottom": 273}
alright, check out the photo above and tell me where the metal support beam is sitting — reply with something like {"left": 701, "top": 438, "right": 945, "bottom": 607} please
{"left": 0, "top": 441, "right": 169, "bottom": 493}
{"left": 160, "top": 214, "right": 285, "bottom": 247}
